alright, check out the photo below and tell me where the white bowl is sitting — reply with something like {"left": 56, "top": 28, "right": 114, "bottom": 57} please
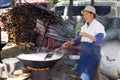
{"left": 68, "top": 55, "right": 80, "bottom": 60}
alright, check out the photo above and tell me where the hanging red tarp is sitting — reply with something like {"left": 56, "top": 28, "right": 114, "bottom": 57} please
{"left": 16, "top": 0, "right": 48, "bottom": 4}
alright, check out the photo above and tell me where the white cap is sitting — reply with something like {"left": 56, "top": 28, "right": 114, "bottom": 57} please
{"left": 81, "top": 6, "right": 96, "bottom": 15}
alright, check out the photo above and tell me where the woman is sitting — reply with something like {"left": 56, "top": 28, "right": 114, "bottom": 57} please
{"left": 62, "top": 6, "right": 106, "bottom": 80}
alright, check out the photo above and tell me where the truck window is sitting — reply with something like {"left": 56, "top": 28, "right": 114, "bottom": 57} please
{"left": 55, "top": 6, "right": 65, "bottom": 15}
{"left": 55, "top": 6, "right": 111, "bottom": 16}
{"left": 71, "top": 6, "right": 85, "bottom": 16}
{"left": 95, "top": 6, "right": 111, "bottom": 16}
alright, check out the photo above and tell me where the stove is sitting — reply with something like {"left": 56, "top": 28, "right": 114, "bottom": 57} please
{"left": 27, "top": 66, "right": 51, "bottom": 80}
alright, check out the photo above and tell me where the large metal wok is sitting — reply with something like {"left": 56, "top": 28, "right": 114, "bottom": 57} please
{"left": 17, "top": 52, "right": 64, "bottom": 68}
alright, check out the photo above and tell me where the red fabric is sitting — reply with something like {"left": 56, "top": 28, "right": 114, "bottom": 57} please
{"left": 16, "top": 0, "right": 48, "bottom": 3}
{"left": 47, "top": 37, "right": 53, "bottom": 49}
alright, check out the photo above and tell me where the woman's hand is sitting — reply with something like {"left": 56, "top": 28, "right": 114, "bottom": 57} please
{"left": 80, "top": 32, "right": 96, "bottom": 41}
{"left": 79, "top": 32, "right": 88, "bottom": 37}
{"left": 62, "top": 41, "right": 74, "bottom": 48}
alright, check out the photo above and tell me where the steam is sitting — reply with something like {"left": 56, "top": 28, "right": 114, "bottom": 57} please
{"left": 105, "top": 28, "right": 120, "bottom": 41}
{"left": 97, "top": 17, "right": 120, "bottom": 41}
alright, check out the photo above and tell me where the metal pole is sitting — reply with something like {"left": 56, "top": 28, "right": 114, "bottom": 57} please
{"left": 0, "top": 27, "right": 1, "bottom": 51}
{"left": 91, "top": 0, "right": 94, "bottom": 6}
{"left": 39, "top": 18, "right": 50, "bottom": 52}
{"left": 11, "top": 0, "right": 17, "bottom": 7}
{"left": 0, "top": 18, "right": 2, "bottom": 63}
{"left": 0, "top": 18, "right": 2, "bottom": 51}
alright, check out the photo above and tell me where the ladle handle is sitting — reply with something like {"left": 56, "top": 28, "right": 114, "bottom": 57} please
{"left": 54, "top": 47, "right": 62, "bottom": 52}
{"left": 49, "top": 47, "right": 62, "bottom": 54}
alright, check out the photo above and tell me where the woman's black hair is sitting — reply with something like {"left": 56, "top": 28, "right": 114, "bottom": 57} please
{"left": 89, "top": 12, "right": 96, "bottom": 18}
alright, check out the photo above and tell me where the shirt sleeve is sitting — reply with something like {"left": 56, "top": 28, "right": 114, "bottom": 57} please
{"left": 93, "top": 33, "right": 104, "bottom": 45}
{"left": 72, "top": 37, "right": 81, "bottom": 46}
{"left": 95, "top": 23, "right": 106, "bottom": 38}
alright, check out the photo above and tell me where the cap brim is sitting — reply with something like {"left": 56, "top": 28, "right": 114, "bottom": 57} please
{"left": 81, "top": 10, "right": 96, "bottom": 15}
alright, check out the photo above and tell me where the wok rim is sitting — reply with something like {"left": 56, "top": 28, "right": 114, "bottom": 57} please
{"left": 17, "top": 53, "right": 64, "bottom": 61}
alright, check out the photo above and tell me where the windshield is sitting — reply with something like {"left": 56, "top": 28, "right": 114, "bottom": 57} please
{"left": 55, "top": 6, "right": 110, "bottom": 16}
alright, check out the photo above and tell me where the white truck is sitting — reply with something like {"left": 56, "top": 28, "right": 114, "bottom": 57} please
{"left": 52, "top": 0, "right": 120, "bottom": 23}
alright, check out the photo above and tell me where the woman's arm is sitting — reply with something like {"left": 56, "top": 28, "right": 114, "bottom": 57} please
{"left": 79, "top": 32, "right": 104, "bottom": 45}
{"left": 80, "top": 32, "right": 96, "bottom": 41}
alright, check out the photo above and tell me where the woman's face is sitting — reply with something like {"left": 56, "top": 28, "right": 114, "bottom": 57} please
{"left": 82, "top": 10, "right": 94, "bottom": 23}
